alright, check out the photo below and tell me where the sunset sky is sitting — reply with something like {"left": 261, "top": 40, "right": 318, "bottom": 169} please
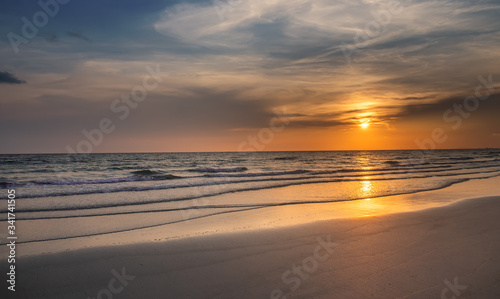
{"left": 1, "top": 0, "right": 500, "bottom": 153}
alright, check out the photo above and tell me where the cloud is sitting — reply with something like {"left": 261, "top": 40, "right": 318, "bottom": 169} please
{"left": 67, "top": 31, "right": 92, "bottom": 42}
{"left": 1, "top": 0, "right": 500, "bottom": 152}
{"left": 397, "top": 96, "right": 433, "bottom": 101}
{"left": 0, "top": 71, "right": 26, "bottom": 84}
{"left": 154, "top": 0, "right": 358, "bottom": 50}
{"left": 152, "top": 0, "right": 500, "bottom": 95}
{"left": 43, "top": 33, "right": 59, "bottom": 43}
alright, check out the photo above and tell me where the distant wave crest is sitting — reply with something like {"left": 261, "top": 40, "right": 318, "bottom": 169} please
{"left": 188, "top": 167, "right": 248, "bottom": 173}
{"left": 1, "top": 170, "right": 182, "bottom": 188}
{"left": 204, "top": 169, "right": 309, "bottom": 178}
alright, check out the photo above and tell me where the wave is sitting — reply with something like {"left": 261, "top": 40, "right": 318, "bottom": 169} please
{"left": 448, "top": 157, "right": 474, "bottom": 161}
{"left": 181, "top": 163, "right": 496, "bottom": 179}
{"left": 5, "top": 177, "right": 478, "bottom": 222}
{"left": 131, "top": 169, "right": 164, "bottom": 176}
{"left": 274, "top": 157, "right": 298, "bottom": 161}
{"left": 13, "top": 167, "right": 500, "bottom": 200}
{"left": 188, "top": 167, "right": 248, "bottom": 173}
{"left": 108, "top": 165, "right": 142, "bottom": 171}
{"left": 205, "top": 164, "right": 456, "bottom": 178}
{"left": 3, "top": 158, "right": 500, "bottom": 190}
{"left": 384, "top": 160, "right": 400, "bottom": 166}
{"left": 204, "top": 169, "right": 309, "bottom": 178}
{"left": 0, "top": 160, "right": 19, "bottom": 165}
{"left": 130, "top": 169, "right": 181, "bottom": 181}
{"left": 2, "top": 172, "right": 182, "bottom": 188}
{"left": 0, "top": 181, "right": 12, "bottom": 188}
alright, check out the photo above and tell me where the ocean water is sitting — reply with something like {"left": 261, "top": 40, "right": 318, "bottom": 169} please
{"left": 1, "top": 149, "right": 500, "bottom": 246}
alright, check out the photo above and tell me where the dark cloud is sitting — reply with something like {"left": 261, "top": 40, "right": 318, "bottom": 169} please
{"left": 397, "top": 96, "right": 432, "bottom": 101}
{"left": 393, "top": 93, "right": 500, "bottom": 119}
{"left": 67, "top": 31, "right": 92, "bottom": 42}
{"left": 44, "top": 33, "right": 59, "bottom": 43}
{"left": 292, "top": 92, "right": 500, "bottom": 130}
{"left": 283, "top": 109, "right": 365, "bottom": 128}
{"left": 0, "top": 71, "right": 26, "bottom": 84}
{"left": 284, "top": 118, "right": 346, "bottom": 128}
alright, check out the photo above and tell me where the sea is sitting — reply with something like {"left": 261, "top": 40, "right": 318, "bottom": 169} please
{"left": 1, "top": 149, "right": 500, "bottom": 250}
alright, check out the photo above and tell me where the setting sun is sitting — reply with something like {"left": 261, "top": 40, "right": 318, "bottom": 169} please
{"left": 360, "top": 122, "right": 370, "bottom": 129}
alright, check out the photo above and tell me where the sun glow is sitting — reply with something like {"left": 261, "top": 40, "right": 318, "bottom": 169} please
{"left": 360, "top": 122, "right": 370, "bottom": 129}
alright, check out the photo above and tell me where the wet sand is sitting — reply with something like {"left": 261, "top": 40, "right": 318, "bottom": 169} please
{"left": 2, "top": 195, "right": 500, "bottom": 298}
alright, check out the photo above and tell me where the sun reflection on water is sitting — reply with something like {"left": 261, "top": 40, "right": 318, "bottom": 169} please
{"left": 359, "top": 178, "right": 375, "bottom": 199}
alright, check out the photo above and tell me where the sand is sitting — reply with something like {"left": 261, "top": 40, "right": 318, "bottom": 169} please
{"left": 2, "top": 195, "right": 500, "bottom": 298}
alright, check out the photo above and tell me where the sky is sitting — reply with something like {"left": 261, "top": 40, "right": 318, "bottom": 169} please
{"left": 0, "top": 0, "right": 499, "bottom": 153}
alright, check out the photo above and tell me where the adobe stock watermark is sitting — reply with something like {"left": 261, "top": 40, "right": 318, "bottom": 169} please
{"left": 410, "top": 74, "right": 498, "bottom": 163}
{"left": 341, "top": 0, "right": 404, "bottom": 65}
{"left": 177, "top": 182, "right": 229, "bottom": 220}
{"left": 177, "top": 107, "right": 290, "bottom": 220}
{"left": 213, "top": 0, "right": 244, "bottom": 21}
{"left": 66, "top": 64, "right": 168, "bottom": 154}
{"left": 441, "top": 277, "right": 468, "bottom": 299}
{"left": 238, "top": 107, "right": 290, "bottom": 151}
{"left": 378, "top": 73, "right": 497, "bottom": 193}
{"left": 87, "top": 268, "right": 135, "bottom": 299}
{"left": 270, "top": 235, "right": 339, "bottom": 299}
{"left": 7, "top": 0, "right": 72, "bottom": 54}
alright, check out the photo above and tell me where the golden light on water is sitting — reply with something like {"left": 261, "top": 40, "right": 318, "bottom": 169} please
{"left": 361, "top": 180, "right": 372, "bottom": 198}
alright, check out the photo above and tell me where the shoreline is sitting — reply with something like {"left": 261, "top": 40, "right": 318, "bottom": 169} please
{"left": 2, "top": 195, "right": 500, "bottom": 298}
{"left": 7, "top": 175, "right": 500, "bottom": 258}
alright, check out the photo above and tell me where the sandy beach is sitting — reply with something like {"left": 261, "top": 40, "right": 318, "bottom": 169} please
{"left": 3, "top": 194, "right": 500, "bottom": 298}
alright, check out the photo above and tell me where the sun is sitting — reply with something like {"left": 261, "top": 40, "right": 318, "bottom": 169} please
{"left": 358, "top": 115, "right": 372, "bottom": 129}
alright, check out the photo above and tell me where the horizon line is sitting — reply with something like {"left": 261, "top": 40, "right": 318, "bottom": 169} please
{"left": 1, "top": 147, "right": 499, "bottom": 155}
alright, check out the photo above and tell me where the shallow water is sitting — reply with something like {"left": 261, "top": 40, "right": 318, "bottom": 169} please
{"left": 0, "top": 149, "right": 499, "bottom": 247}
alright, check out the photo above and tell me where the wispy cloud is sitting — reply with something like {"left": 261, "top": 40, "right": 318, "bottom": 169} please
{"left": 1, "top": 0, "right": 499, "bottom": 152}
{"left": 152, "top": 0, "right": 500, "bottom": 102}
{"left": 67, "top": 31, "right": 92, "bottom": 42}
{"left": 0, "top": 71, "right": 26, "bottom": 84}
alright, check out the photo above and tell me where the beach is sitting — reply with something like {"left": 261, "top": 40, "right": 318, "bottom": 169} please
{"left": 1, "top": 151, "right": 499, "bottom": 298}
{"left": 1, "top": 170, "right": 500, "bottom": 299}
{"left": 1, "top": 194, "right": 499, "bottom": 298}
